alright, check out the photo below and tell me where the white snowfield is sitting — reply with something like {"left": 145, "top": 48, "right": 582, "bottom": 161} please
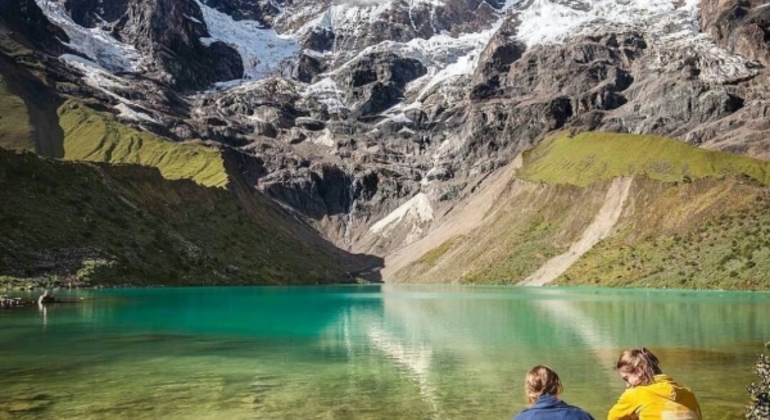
{"left": 35, "top": 0, "right": 142, "bottom": 73}
{"left": 36, "top": 0, "right": 756, "bottom": 97}
{"left": 194, "top": 0, "right": 300, "bottom": 81}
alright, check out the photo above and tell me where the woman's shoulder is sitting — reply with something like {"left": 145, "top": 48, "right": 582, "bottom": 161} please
{"left": 513, "top": 406, "right": 595, "bottom": 420}
{"left": 566, "top": 405, "right": 596, "bottom": 420}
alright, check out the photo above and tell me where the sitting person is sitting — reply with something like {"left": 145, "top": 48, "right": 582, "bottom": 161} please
{"left": 513, "top": 365, "right": 595, "bottom": 420}
{"left": 608, "top": 347, "right": 702, "bottom": 420}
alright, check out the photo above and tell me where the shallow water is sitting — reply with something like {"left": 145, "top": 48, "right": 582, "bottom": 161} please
{"left": 0, "top": 285, "right": 767, "bottom": 419}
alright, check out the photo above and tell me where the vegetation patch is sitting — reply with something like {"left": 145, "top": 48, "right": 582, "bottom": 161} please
{"left": 519, "top": 132, "right": 770, "bottom": 187}
{"left": 454, "top": 185, "right": 600, "bottom": 286}
{"left": 555, "top": 177, "right": 770, "bottom": 290}
{"left": 58, "top": 101, "right": 228, "bottom": 188}
{"left": 415, "top": 236, "right": 463, "bottom": 268}
{"left": 0, "top": 148, "right": 349, "bottom": 287}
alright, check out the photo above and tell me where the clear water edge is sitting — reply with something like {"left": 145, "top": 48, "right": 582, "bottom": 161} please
{"left": 1, "top": 285, "right": 768, "bottom": 419}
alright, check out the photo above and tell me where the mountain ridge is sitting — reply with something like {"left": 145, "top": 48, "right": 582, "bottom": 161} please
{"left": 1, "top": 0, "right": 769, "bottom": 288}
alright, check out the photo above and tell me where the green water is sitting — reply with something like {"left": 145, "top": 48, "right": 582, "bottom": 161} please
{"left": 0, "top": 285, "right": 768, "bottom": 420}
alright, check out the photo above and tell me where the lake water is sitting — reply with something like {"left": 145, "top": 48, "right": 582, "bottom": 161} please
{"left": 0, "top": 285, "right": 768, "bottom": 420}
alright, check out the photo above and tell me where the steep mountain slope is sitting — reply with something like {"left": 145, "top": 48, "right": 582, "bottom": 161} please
{"left": 390, "top": 132, "right": 770, "bottom": 290}
{"left": 0, "top": 0, "right": 769, "bottom": 288}
{"left": 0, "top": 147, "right": 380, "bottom": 286}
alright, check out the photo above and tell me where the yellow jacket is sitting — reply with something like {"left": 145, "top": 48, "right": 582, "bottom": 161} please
{"left": 607, "top": 374, "right": 702, "bottom": 420}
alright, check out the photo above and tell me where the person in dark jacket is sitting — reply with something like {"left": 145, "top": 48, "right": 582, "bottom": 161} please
{"left": 512, "top": 365, "right": 595, "bottom": 420}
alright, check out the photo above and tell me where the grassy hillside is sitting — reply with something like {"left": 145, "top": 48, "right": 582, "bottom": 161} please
{"left": 519, "top": 132, "right": 770, "bottom": 187}
{"left": 0, "top": 60, "right": 378, "bottom": 287}
{"left": 394, "top": 132, "right": 770, "bottom": 290}
{"left": 0, "top": 148, "right": 358, "bottom": 287}
{"left": 554, "top": 176, "right": 770, "bottom": 289}
{"left": 58, "top": 102, "right": 228, "bottom": 188}
{"left": 0, "top": 63, "right": 227, "bottom": 188}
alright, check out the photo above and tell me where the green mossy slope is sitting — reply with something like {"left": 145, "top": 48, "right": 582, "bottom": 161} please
{"left": 396, "top": 132, "right": 770, "bottom": 290}
{"left": 58, "top": 102, "right": 228, "bottom": 188}
{"left": 0, "top": 75, "right": 227, "bottom": 188}
{"left": 519, "top": 132, "right": 770, "bottom": 187}
{"left": 0, "top": 148, "right": 349, "bottom": 287}
{"left": 555, "top": 176, "right": 770, "bottom": 289}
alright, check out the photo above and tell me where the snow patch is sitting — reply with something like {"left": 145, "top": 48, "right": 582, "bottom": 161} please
{"left": 370, "top": 193, "right": 434, "bottom": 234}
{"left": 195, "top": 0, "right": 300, "bottom": 80}
{"left": 415, "top": 49, "right": 481, "bottom": 100}
{"left": 115, "top": 103, "right": 159, "bottom": 124}
{"left": 389, "top": 113, "right": 414, "bottom": 124}
{"left": 35, "top": 0, "right": 142, "bottom": 72}
{"left": 59, "top": 54, "right": 130, "bottom": 92}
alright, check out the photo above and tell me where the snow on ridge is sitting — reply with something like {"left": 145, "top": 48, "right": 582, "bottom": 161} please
{"left": 370, "top": 193, "right": 434, "bottom": 234}
{"left": 59, "top": 54, "right": 129, "bottom": 91}
{"left": 300, "top": 28, "right": 493, "bottom": 110}
{"left": 195, "top": 0, "right": 300, "bottom": 81}
{"left": 35, "top": 0, "right": 141, "bottom": 72}
{"left": 515, "top": 0, "right": 692, "bottom": 46}
{"left": 116, "top": 103, "right": 160, "bottom": 124}
{"left": 290, "top": 2, "right": 394, "bottom": 43}
{"left": 415, "top": 49, "right": 480, "bottom": 100}
{"left": 184, "top": 14, "right": 203, "bottom": 24}
{"left": 513, "top": 0, "right": 757, "bottom": 82}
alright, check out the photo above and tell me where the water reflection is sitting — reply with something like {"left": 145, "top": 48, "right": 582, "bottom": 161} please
{"left": 1, "top": 286, "right": 767, "bottom": 420}
{"left": 367, "top": 325, "right": 441, "bottom": 417}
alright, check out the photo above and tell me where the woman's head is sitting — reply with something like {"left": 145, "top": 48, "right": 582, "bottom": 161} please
{"left": 525, "top": 365, "right": 563, "bottom": 405}
{"left": 615, "top": 347, "right": 662, "bottom": 387}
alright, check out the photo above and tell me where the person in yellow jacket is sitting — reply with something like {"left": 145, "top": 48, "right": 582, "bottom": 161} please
{"left": 608, "top": 347, "right": 702, "bottom": 420}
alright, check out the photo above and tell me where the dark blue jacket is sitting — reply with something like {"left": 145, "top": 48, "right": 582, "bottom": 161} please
{"left": 513, "top": 395, "right": 595, "bottom": 420}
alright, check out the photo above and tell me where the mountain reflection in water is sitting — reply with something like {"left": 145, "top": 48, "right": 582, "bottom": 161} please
{"left": 0, "top": 285, "right": 766, "bottom": 420}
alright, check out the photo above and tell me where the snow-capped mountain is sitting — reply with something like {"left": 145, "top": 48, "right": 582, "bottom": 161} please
{"left": 4, "top": 0, "right": 770, "bottom": 256}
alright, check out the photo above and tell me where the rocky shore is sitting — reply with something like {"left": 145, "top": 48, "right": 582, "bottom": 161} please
{"left": 1, "top": 289, "right": 69, "bottom": 309}
{"left": 0, "top": 295, "right": 38, "bottom": 308}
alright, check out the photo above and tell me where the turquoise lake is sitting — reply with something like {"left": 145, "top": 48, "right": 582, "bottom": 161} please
{"left": 0, "top": 285, "right": 768, "bottom": 419}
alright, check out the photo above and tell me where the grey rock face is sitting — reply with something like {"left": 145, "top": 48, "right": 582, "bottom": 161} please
{"left": 201, "top": 0, "right": 282, "bottom": 24}
{"left": 334, "top": 52, "right": 426, "bottom": 117}
{"left": 295, "top": 53, "right": 326, "bottom": 84}
{"left": 49, "top": 0, "right": 244, "bottom": 90}
{"left": 470, "top": 17, "right": 526, "bottom": 100}
{"left": 700, "top": 0, "right": 770, "bottom": 67}
{"left": 114, "top": 0, "right": 244, "bottom": 90}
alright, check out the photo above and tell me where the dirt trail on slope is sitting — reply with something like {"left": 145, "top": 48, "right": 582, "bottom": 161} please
{"left": 518, "top": 177, "right": 633, "bottom": 286}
